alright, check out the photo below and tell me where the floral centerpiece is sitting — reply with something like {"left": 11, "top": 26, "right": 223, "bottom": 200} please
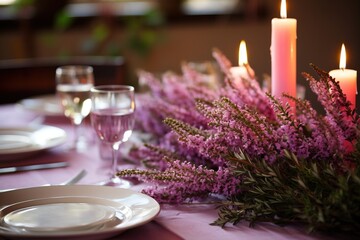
{"left": 118, "top": 49, "right": 360, "bottom": 234}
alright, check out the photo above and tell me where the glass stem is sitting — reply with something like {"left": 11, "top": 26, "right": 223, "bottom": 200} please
{"left": 73, "top": 123, "right": 81, "bottom": 148}
{"left": 72, "top": 116, "right": 83, "bottom": 149}
{"left": 111, "top": 142, "right": 121, "bottom": 179}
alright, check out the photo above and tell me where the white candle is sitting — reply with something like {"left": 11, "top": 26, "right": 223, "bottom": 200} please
{"left": 329, "top": 44, "right": 357, "bottom": 108}
{"left": 271, "top": 0, "right": 297, "bottom": 102}
{"left": 230, "top": 40, "right": 255, "bottom": 80}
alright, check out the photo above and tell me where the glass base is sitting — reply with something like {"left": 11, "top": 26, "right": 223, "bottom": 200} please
{"left": 97, "top": 176, "right": 132, "bottom": 188}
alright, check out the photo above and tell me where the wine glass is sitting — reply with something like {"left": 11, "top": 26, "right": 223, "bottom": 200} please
{"left": 56, "top": 65, "right": 94, "bottom": 150}
{"left": 90, "top": 85, "right": 135, "bottom": 187}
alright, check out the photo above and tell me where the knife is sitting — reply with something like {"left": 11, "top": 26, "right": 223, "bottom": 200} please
{"left": 0, "top": 162, "right": 69, "bottom": 174}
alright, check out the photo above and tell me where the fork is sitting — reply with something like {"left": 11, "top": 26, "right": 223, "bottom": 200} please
{"left": 0, "top": 169, "right": 87, "bottom": 192}
{"left": 59, "top": 169, "right": 87, "bottom": 186}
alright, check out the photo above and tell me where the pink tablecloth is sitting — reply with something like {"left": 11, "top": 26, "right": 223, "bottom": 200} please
{"left": 0, "top": 104, "right": 345, "bottom": 240}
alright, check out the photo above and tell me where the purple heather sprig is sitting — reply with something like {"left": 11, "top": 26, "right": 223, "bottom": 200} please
{"left": 302, "top": 65, "right": 359, "bottom": 142}
{"left": 213, "top": 48, "right": 276, "bottom": 120}
{"left": 135, "top": 63, "right": 219, "bottom": 137}
{"left": 127, "top": 49, "right": 359, "bottom": 204}
{"left": 295, "top": 97, "right": 346, "bottom": 160}
{"left": 118, "top": 158, "right": 241, "bottom": 203}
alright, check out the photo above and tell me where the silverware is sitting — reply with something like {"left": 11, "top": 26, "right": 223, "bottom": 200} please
{"left": 60, "top": 169, "right": 87, "bottom": 185}
{"left": 0, "top": 169, "right": 87, "bottom": 193}
{"left": 0, "top": 162, "right": 68, "bottom": 174}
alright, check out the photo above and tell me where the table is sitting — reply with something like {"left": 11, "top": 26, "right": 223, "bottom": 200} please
{"left": 0, "top": 103, "right": 345, "bottom": 240}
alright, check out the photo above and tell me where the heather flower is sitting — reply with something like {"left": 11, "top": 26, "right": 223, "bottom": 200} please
{"left": 118, "top": 158, "right": 241, "bottom": 203}
{"left": 213, "top": 48, "right": 276, "bottom": 120}
{"left": 302, "top": 65, "right": 359, "bottom": 142}
{"left": 127, "top": 49, "right": 359, "bottom": 206}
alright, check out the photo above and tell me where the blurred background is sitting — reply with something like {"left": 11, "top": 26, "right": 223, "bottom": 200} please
{"left": 0, "top": 0, "right": 359, "bottom": 109}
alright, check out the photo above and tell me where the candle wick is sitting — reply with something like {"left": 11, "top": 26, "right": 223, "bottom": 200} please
{"left": 341, "top": 68, "right": 345, "bottom": 71}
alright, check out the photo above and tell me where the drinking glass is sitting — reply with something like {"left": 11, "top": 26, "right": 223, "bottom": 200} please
{"left": 90, "top": 85, "right": 135, "bottom": 187}
{"left": 56, "top": 65, "right": 94, "bottom": 150}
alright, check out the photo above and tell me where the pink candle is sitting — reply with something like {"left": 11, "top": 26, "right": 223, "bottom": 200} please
{"left": 230, "top": 40, "right": 255, "bottom": 80}
{"left": 271, "top": 0, "right": 297, "bottom": 102}
{"left": 329, "top": 44, "right": 357, "bottom": 108}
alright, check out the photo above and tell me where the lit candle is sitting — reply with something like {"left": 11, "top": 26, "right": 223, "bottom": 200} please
{"left": 230, "top": 40, "right": 255, "bottom": 80}
{"left": 271, "top": 0, "right": 297, "bottom": 102}
{"left": 329, "top": 44, "right": 357, "bottom": 108}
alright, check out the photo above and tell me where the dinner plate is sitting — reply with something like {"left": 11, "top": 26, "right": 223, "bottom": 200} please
{"left": 0, "top": 185, "right": 160, "bottom": 239}
{"left": 0, "top": 125, "right": 67, "bottom": 161}
{"left": 18, "top": 94, "right": 63, "bottom": 116}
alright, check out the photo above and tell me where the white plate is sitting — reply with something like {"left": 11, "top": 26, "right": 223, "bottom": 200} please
{"left": 2, "top": 197, "right": 118, "bottom": 233}
{"left": 0, "top": 125, "right": 67, "bottom": 161}
{"left": 0, "top": 185, "right": 160, "bottom": 239}
{"left": 18, "top": 94, "right": 63, "bottom": 116}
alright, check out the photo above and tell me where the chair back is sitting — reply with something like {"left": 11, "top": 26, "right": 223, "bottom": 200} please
{"left": 0, "top": 56, "right": 125, "bottom": 104}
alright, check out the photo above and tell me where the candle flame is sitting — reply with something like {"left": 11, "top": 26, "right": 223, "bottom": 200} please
{"left": 339, "top": 43, "right": 346, "bottom": 70}
{"left": 238, "top": 40, "right": 248, "bottom": 66}
{"left": 280, "top": 0, "right": 287, "bottom": 18}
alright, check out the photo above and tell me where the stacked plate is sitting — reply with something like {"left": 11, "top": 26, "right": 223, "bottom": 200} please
{"left": 17, "top": 94, "right": 63, "bottom": 116}
{"left": 0, "top": 185, "right": 160, "bottom": 239}
{"left": 0, "top": 125, "right": 67, "bottom": 161}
